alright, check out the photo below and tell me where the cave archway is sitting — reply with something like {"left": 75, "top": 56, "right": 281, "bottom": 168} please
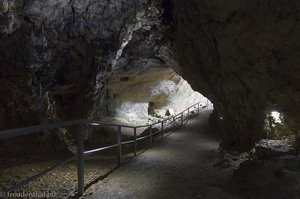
{"left": 104, "top": 67, "right": 213, "bottom": 124}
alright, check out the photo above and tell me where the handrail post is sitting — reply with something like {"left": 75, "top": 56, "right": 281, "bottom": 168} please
{"left": 161, "top": 121, "right": 164, "bottom": 139}
{"left": 134, "top": 127, "right": 137, "bottom": 156}
{"left": 188, "top": 108, "right": 190, "bottom": 116}
{"left": 197, "top": 103, "right": 200, "bottom": 113}
{"left": 172, "top": 117, "right": 176, "bottom": 131}
{"left": 181, "top": 113, "right": 183, "bottom": 126}
{"left": 117, "top": 126, "right": 122, "bottom": 167}
{"left": 149, "top": 125, "right": 153, "bottom": 148}
{"left": 77, "top": 122, "right": 85, "bottom": 196}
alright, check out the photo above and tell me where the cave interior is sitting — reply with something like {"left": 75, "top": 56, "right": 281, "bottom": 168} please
{"left": 0, "top": 0, "right": 300, "bottom": 198}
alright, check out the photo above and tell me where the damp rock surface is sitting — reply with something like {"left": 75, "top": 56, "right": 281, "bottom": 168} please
{"left": 1, "top": 0, "right": 300, "bottom": 154}
{"left": 0, "top": 0, "right": 166, "bottom": 130}
{"left": 172, "top": 0, "right": 300, "bottom": 151}
{"left": 255, "top": 139, "right": 298, "bottom": 159}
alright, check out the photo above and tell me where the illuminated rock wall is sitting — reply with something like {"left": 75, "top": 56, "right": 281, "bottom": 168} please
{"left": 1, "top": 0, "right": 299, "bottom": 153}
{"left": 103, "top": 67, "right": 207, "bottom": 125}
{"left": 0, "top": 0, "right": 164, "bottom": 129}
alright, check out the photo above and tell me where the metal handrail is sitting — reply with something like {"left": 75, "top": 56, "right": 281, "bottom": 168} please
{"left": 0, "top": 101, "right": 207, "bottom": 196}
{"left": 0, "top": 119, "right": 84, "bottom": 139}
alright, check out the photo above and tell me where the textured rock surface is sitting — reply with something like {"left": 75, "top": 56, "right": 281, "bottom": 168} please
{"left": 1, "top": 0, "right": 300, "bottom": 153}
{"left": 255, "top": 139, "right": 297, "bottom": 159}
{"left": 231, "top": 157, "right": 300, "bottom": 199}
{"left": 102, "top": 67, "right": 206, "bottom": 125}
{"left": 0, "top": 0, "right": 157, "bottom": 129}
{"left": 0, "top": 0, "right": 168, "bottom": 151}
{"left": 87, "top": 2, "right": 207, "bottom": 124}
{"left": 172, "top": 0, "right": 300, "bottom": 151}
{"left": 0, "top": 0, "right": 205, "bottom": 151}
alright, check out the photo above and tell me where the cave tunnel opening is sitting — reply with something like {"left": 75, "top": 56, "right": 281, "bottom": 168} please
{"left": 104, "top": 67, "right": 214, "bottom": 125}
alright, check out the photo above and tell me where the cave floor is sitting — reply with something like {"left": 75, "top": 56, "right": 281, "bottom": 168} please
{"left": 2, "top": 109, "right": 298, "bottom": 198}
{"left": 82, "top": 110, "right": 242, "bottom": 199}
{"left": 82, "top": 110, "right": 300, "bottom": 199}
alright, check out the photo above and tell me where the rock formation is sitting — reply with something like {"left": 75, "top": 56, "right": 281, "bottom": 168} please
{"left": 0, "top": 0, "right": 299, "bottom": 153}
{"left": 172, "top": 0, "right": 300, "bottom": 151}
{"left": 0, "top": 0, "right": 206, "bottom": 151}
{"left": 0, "top": 0, "right": 168, "bottom": 151}
{"left": 0, "top": 0, "right": 159, "bottom": 129}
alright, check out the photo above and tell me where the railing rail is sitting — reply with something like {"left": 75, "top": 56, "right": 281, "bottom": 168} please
{"left": 0, "top": 101, "right": 209, "bottom": 196}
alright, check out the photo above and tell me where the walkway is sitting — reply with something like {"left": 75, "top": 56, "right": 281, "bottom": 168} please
{"left": 82, "top": 109, "right": 241, "bottom": 199}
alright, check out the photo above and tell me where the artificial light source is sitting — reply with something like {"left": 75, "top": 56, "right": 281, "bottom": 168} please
{"left": 270, "top": 111, "right": 283, "bottom": 124}
{"left": 89, "top": 122, "right": 101, "bottom": 126}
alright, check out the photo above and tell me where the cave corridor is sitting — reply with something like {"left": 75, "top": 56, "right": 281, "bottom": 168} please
{"left": 0, "top": 0, "right": 300, "bottom": 198}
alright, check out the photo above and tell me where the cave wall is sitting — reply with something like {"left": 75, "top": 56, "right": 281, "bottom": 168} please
{"left": 2, "top": 0, "right": 299, "bottom": 153}
{"left": 99, "top": 21, "right": 206, "bottom": 125}
{"left": 172, "top": 0, "right": 300, "bottom": 151}
{"left": 0, "top": 0, "right": 162, "bottom": 129}
{"left": 104, "top": 67, "right": 206, "bottom": 124}
{"left": 1, "top": 0, "right": 188, "bottom": 153}
{"left": 0, "top": 0, "right": 167, "bottom": 152}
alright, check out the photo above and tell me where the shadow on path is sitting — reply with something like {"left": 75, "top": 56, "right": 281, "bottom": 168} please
{"left": 81, "top": 109, "right": 240, "bottom": 199}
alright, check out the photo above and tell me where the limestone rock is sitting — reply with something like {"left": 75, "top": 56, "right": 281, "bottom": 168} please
{"left": 103, "top": 66, "right": 209, "bottom": 125}
{"left": 165, "top": 108, "right": 174, "bottom": 116}
{"left": 0, "top": 0, "right": 166, "bottom": 152}
{"left": 1, "top": 0, "right": 300, "bottom": 154}
{"left": 255, "top": 139, "right": 298, "bottom": 159}
{"left": 232, "top": 157, "right": 300, "bottom": 199}
{"left": 172, "top": 0, "right": 300, "bottom": 151}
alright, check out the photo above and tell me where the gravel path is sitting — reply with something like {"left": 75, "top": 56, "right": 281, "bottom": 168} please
{"left": 82, "top": 109, "right": 242, "bottom": 199}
